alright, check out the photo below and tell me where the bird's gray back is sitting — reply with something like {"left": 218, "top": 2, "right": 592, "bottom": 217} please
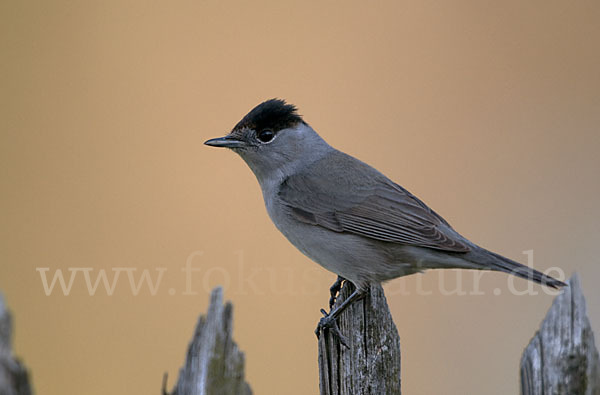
{"left": 276, "top": 150, "right": 471, "bottom": 252}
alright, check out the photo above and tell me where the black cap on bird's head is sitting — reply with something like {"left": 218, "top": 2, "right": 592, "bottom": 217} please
{"left": 233, "top": 99, "right": 304, "bottom": 133}
{"left": 205, "top": 99, "right": 305, "bottom": 148}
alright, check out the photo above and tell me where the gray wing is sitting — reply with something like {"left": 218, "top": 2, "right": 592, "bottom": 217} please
{"left": 278, "top": 151, "right": 471, "bottom": 253}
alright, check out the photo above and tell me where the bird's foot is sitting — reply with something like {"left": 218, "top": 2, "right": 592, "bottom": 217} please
{"left": 328, "top": 275, "right": 346, "bottom": 310}
{"left": 315, "top": 308, "right": 349, "bottom": 347}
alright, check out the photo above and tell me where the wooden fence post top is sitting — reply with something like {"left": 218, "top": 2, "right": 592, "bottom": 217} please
{"left": 166, "top": 287, "right": 252, "bottom": 395}
{"left": 318, "top": 282, "right": 401, "bottom": 395}
{"left": 521, "top": 273, "right": 600, "bottom": 395}
{"left": 0, "top": 293, "right": 33, "bottom": 395}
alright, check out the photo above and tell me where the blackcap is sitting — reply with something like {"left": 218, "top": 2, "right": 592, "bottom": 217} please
{"left": 205, "top": 99, "right": 565, "bottom": 341}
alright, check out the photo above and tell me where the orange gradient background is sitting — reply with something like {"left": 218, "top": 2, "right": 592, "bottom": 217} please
{"left": 1, "top": 1, "right": 599, "bottom": 394}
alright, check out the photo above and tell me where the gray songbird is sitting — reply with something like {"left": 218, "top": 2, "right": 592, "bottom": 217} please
{"left": 205, "top": 99, "right": 566, "bottom": 341}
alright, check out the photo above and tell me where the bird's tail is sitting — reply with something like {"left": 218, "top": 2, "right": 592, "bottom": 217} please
{"left": 468, "top": 247, "right": 566, "bottom": 289}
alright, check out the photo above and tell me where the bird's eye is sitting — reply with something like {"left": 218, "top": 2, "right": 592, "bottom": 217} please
{"left": 257, "top": 129, "right": 275, "bottom": 143}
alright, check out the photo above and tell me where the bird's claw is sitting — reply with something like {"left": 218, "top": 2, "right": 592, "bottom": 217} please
{"left": 328, "top": 276, "right": 345, "bottom": 310}
{"left": 314, "top": 308, "right": 349, "bottom": 348}
{"left": 328, "top": 296, "right": 336, "bottom": 311}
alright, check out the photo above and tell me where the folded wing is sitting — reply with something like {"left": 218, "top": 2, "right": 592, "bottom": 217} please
{"left": 278, "top": 151, "right": 471, "bottom": 253}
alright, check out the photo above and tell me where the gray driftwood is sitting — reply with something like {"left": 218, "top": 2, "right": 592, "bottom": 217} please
{"left": 318, "top": 282, "right": 401, "bottom": 395}
{"left": 520, "top": 274, "right": 600, "bottom": 395}
{"left": 0, "top": 293, "right": 32, "bottom": 395}
{"left": 165, "top": 287, "right": 251, "bottom": 395}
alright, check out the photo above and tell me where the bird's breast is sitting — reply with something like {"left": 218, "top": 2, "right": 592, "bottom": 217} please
{"left": 260, "top": 188, "right": 388, "bottom": 285}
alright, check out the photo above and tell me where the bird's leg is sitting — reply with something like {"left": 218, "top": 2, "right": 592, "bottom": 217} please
{"left": 328, "top": 275, "right": 346, "bottom": 309}
{"left": 315, "top": 286, "right": 367, "bottom": 347}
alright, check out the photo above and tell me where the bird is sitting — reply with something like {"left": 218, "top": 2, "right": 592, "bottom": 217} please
{"left": 205, "top": 98, "right": 566, "bottom": 343}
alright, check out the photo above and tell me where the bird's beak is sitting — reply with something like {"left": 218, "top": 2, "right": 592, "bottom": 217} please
{"left": 204, "top": 135, "right": 246, "bottom": 148}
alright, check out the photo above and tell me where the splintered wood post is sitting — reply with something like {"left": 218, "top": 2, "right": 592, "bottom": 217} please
{"left": 165, "top": 286, "right": 252, "bottom": 395}
{"left": 318, "top": 282, "right": 401, "bottom": 395}
{"left": 520, "top": 274, "right": 600, "bottom": 395}
{"left": 0, "top": 293, "right": 33, "bottom": 395}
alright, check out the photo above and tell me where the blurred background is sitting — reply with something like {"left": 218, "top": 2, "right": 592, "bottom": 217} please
{"left": 1, "top": 1, "right": 599, "bottom": 394}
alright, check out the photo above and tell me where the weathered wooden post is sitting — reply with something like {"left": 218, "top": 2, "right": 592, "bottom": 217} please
{"left": 318, "top": 282, "right": 401, "bottom": 395}
{"left": 0, "top": 293, "right": 33, "bottom": 395}
{"left": 521, "top": 274, "right": 600, "bottom": 395}
{"left": 164, "top": 287, "right": 252, "bottom": 395}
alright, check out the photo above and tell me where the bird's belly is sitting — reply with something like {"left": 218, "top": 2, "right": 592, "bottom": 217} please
{"left": 267, "top": 202, "right": 417, "bottom": 286}
{"left": 280, "top": 222, "right": 364, "bottom": 279}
